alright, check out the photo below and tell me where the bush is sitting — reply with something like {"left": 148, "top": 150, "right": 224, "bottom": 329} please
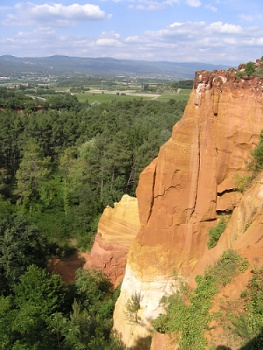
{"left": 125, "top": 292, "right": 141, "bottom": 324}
{"left": 245, "top": 62, "right": 256, "bottom": 76}
{"left": 231, "top": 266, "right": 263, "bottom": 347}
{"left": 153, "top": 250, "right": 248, "bottom": 350}
{"left": 207, "top": 216, "right": 226, "bottom": 249}
{"left": 233, "top": 173, "right": 251, "bottom": 193}
{"left": 236, "top": 70, "right": 245, "bottom": 78}
{"left": 250, "top": 131, "right": 263, "bottom": 173}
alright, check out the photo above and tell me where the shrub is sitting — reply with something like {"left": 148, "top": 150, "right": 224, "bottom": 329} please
{"left": 125, "top": 292, "right": 141, "bottom": 324}
{"left": 207, "top": 216, "right": 226, "bottom": 249}
{"left": 250, "top": 131, "right": 263, "bottom": 174}
{"left": 236, "top": 70, "right": 245, "bottom": 78}
{"left": 153, "top": 250, "right": 248, "bottom": 350}
{"left": 233, "top": 173, "right": 251, "bottom": 193}
{"left": 245, "top": 62, "right": 256, "bottom": 76}
{"left": 231, "top": 266, "right": 263, "bottom": 347}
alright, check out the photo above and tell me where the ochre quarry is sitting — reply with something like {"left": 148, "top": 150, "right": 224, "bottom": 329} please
{"left": 112, "top": 68, "right": 263, "bottom": 348}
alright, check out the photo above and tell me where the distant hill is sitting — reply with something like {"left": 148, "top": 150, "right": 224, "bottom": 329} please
{"left": 0, "top": 55, "right": 231, "bottom": 79}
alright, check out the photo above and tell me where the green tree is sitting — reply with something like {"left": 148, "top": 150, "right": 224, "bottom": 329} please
{"left": 75, "top": 269, "right": 117, "bottom": 340}
{"left": 14, "top": 265, "right": 67, "bottom": 316}
{"left": 69, "top": 299, "right": 93, "bottom": 345}
{"left": 245, "top": 61, "right": 256, "bottom": 76}
{"left": 12, "top": 265, "right": 70, "bottom": 349}
{"left": 15, "top": 139, "right": 51, "bottom": 210}
{"left": 0, "top": 214, "right": 49, "bottom": 292}
{"left": 0, "top": 110, "right": 25, "bottom": 179}
{"left": 0, "top": 296, "right": 15, "bottom": 349}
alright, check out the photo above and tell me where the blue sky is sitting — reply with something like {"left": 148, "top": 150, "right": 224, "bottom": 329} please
{"left": 0, "top": 0, "right": 263, "bottom": 65}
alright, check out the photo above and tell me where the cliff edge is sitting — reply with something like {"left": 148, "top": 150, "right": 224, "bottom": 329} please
{"left": 113, "top": 66, "right": 263, "bottom": 348}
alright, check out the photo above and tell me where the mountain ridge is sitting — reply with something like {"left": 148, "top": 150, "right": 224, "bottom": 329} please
{"left": 0, "top": 55, "right": 231, "bottom": 78}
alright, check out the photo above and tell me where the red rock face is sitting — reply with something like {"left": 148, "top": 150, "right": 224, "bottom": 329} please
{"left": 191, "top": 171, "right": 263, "bottom": 283}
{"left": 113, "top": 69, "right": 263, "bottom": 347}
{"left": 84, "top": 195, "right": 140, "bottom": 286}
{"left": 132, "top": 69, "right": 263, "bottom": 277}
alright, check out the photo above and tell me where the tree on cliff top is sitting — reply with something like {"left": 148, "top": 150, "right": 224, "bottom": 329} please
{"left": 245, "top": 62, "right": 256, "bottom": 76}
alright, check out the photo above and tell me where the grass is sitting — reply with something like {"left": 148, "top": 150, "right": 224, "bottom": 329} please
{"left": 156, "top": 89, "right": 192, "bottom": 102}
{"left": 76, "top": 88, "right": 192, "bottom": 104}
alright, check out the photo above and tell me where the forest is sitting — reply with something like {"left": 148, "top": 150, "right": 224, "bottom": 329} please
{"left": 0, "top": 86, "right": 187, "bottom": 349}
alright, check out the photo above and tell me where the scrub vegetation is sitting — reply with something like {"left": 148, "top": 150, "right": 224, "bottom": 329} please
{"left": 153, "top": 250, "right": 249, "bottom": 350}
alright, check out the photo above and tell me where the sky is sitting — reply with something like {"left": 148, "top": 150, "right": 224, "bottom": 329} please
{"left": 0, "top": 0, "right": 263, "bottom": 66}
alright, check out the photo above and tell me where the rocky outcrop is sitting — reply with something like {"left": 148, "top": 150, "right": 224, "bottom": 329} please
{"left": 113, "top": 68, "right": 263, "bottom": 347}
{"left": 192, "top": 171, "right": 263, "bottom": 280}
{"left": 84, "top": 194, "right": 140, "bottom": 286}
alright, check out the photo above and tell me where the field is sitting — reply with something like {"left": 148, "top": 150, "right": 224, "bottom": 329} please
{"left": 0, "top": 75, "right": 192, "bottom": 105}
{"left": 75, "top": 88, "right": 192, "bottom": 104}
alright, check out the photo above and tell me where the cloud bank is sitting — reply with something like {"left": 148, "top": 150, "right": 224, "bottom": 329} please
{"left": 3, "top": 2, "right": 111, "bottom": 26}
{"left": 0, "top": 0, "right": 263, "bottom": 65}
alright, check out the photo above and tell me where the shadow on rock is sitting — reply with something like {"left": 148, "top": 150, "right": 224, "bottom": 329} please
{"left": 128, "top": 336, "right": 152, "bottom": 350}
{"left": 239, "top": 331, "right": 263, "bottom": 350}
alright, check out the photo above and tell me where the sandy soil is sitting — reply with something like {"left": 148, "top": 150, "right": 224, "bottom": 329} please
{"left": 48, "top": 251, "right": 89, "bottom": 283}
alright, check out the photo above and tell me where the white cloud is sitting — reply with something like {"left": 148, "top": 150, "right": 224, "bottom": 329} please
{"left": 245, "top": 37, "right": 263, "bottom": 46}
{"left": 3, "top": 2, "right": 111, "bottom": 26}
{"left": 238, "top": 14, "right": 254, "bottom": 22}
{"left": 96, "top": 38, "right": 121, "bottom": 45}
{"left": 185, "top": 0, "right": 201, "bottom": 7}
{"left": 109, "top": 0, "right": 202, "bottom": 10}
{"left": 209, "top": 22, "right": 242, "bottom": 34}
{"left": 153, "top": 21, "right": 206, "bottom": 39}
{"left": 205, "top": 4, "right": 218, "bottom": 12}
{"left": 126, "top": 0, "right": 205, "bottom": 11}
{"left": 1, "top": 14, "right": 262, "bottom": 66}
{"left": 96, "top": 31, "right": 122, "bottom": 46}
{"left": 120, "top": 20, "right": 260, "bottom": 64}
{"left": 222, "top": 37, "right": 237, "bottom": 45}
{"left": 125, "top": 35, "right": 141, "bottom": 43}
{"left": 169, "top": 22, "right": 184, "bottom": 27}
{"left": 124, "top": 35, "right": 151, "bottom": 44}
{"left": 239, "top": 12, "right": 263, "bottom": 23}
{"left": 128, "top": 0, "right": 179, "bottom": 11}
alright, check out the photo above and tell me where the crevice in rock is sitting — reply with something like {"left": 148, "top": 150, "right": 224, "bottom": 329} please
{"left": 217, "top": 188, "right": 236, "bottom": 196}
{"left": 146, "top": 163, "right": 157, "bottom": 224}
{"left": 200, "top": 217, "right": 217, "bottom": 223}
{"left": 153, "top": 183, "right": 182, "bottom": 199}
{"left": 216, "top": 209, "right": 233, "bottom": 216}
{"left": 189, "top": 111, "right": 201, "bottom": 220}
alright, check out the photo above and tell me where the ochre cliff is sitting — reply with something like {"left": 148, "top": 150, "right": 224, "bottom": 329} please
{"left": 192, "top": 171, "right": 263, "bottom": 279}
{"left": 84, "top": 194, "right": 140, "bottom": 286}
{"left": 113, "top": 68, "right": 263, "bottom": 348}
{"left": 150, "top": 171, "right": 263, "bottom": 349}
